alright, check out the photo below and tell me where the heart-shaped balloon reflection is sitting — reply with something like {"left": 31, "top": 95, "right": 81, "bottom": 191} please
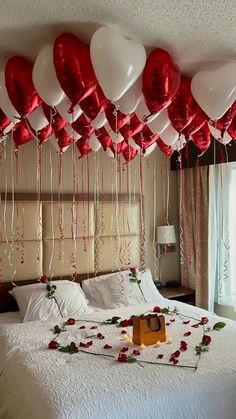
{"left": 90, "top": 26, "right": 146, "bottom": 101}
{"left": 191, "top": 63, "right": 236, "bottom": 120}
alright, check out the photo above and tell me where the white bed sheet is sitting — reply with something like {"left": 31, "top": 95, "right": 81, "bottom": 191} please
{"left": 0, "top": 299, "right": 236, "bottom": 419}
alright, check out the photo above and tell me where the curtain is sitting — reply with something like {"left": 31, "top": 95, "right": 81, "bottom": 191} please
{"left": 208, "top": 163, "right": 236, "bottom": 312}
{"left": 179, "top": 166, "right": 209, "bottom": 309}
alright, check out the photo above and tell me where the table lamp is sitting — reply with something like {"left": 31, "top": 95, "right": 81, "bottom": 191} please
{"left": 156, "top": 225, "right": 176, "bottom": 285}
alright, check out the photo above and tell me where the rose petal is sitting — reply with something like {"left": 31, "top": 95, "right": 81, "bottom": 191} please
{"left": 132, "top": 349, "right": 141, "bottom": 356}
{"left": 182, "top": 320, "right": 190, "bottom": 324}
{"left": 183, "top": 331, "right": 191, "bottom": 337}
{"left": 121, "top": 330, "right": 127, "bottom": 334}
{"left": 104, "top": 344, "right": 112, "bottom": 349}
{"left": 171, "top": 350, "right": 180, "bottom": 358}
{"left": 120, "top": 347, "right": 129, "bottom": 353}
{"left": 90, "top": 326, "right": 97, "bottom": 330}
{"left": 170, "top": 319, "right": 175, "bottom": 323}
{"left": 157, "top": 354, "right": 164, "bottom": 359}
{"left": 79, "top": 326, "right": 86, "bottom": 329}
{"left": 166, "top": 323, "right": 170, "bottom": 326}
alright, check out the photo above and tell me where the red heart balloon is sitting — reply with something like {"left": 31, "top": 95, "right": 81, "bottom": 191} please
{"left": 119, "top": 114, "right": 144, "bottom": 139}
{"left": 133, "top": 125, "right": 157, "bottom": 148}
{"left": 54, "top": 33, "right": 97, "bottom": 109}
{"left": 182, "top": 106, "right": 208, "bottom": 140}
{"left": 105, "top": 103, "right": 130, "bottom": 132}
{"left": 76, "top": 138, "right": 92, "bottom": 158}
{"left": 80, "top": 86, "right": 107, "bottom": 120}
{"left": 72, "top": 114, "right": 94, "bottom": 138}
{"left": 111, "top": 140, "right": 128, "bottom": 155}
{"left": 95, "top": 127, "right": 112, "bottom": 150}
{"left": 142, "top": 48, "right": 180, "bottom": 114}
{"left": 13, "top": 120, "right": 33, "bottom": 149}
{"left": 122, "top": 145, "right": 138, "bottom": 162}
{"left": 156, "top": 137, "right": 174, "bottom": 157}
{"left": 29, "top": 123, "right": 53, "bottom": 145}
{"left": 214, "top": 101, "right": 236, "bottom": 135}
{"left": 168, "top": 76, "right": 197, "bottom": 133}
{"left": 228, "top": 116, "right": 236, "bottom": 139}
{"left": 56, "top": 128, "right": 73, "bottom": 152}
{"left": 42, "top": 103, "right": 66, "bottom": 133}
{"left": 0, "top": 109, "right": 11, "bottom": 136}
{"left": 192, "top": 122, "right": 212, "bottom": 152}
{"left": 5, "top": 56, "right": 42, "bottom": 117}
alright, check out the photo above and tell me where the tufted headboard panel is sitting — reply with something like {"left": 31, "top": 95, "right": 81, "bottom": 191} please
{"left": 0, "top": 193, "right": 142, "bottom": 285}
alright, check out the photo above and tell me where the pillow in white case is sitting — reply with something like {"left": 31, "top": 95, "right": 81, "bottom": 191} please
{"left": 82, "top": 272, "right": 129, "bottom": 309}
{"left": 126, "top": 268, "right": 165, "bottom": 305}
{"left": 9, "top": 280, "right": 93, "bottom": 322}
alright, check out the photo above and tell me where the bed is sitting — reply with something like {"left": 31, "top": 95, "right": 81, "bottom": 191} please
{"left": 0, "top": 194, "right": 236, "bottom": 419}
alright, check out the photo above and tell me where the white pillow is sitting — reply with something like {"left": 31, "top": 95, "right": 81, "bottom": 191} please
{"left": 82, "top": 272, "right": 128, "bottom": 309}
{"left": 9, "top": 280, "right": 93, "bottom": 322}
{"left": 126, "top": 268, "right": 165, "bottom": 305}
{"left": 82, "top": 269, "right": 163, "bottom": 309}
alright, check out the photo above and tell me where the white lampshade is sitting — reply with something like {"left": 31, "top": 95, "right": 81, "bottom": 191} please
{"left": 156, "top": 225, "right": 176, "bottom": 244}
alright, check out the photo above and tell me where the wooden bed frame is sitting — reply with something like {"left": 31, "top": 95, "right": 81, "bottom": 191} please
{"left": 0, "top": 192, "right": 144, "bottom": 313}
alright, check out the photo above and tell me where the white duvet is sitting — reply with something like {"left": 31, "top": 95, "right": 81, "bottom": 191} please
{"left": 0, "top": 300, "right": 236, "bottom": 419}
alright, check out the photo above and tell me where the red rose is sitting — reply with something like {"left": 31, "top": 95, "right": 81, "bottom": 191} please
{"left": 121, "top": 330, "right": 127, "bottom": 334}
{"left": 200, "top": 317, "right": 209, "bottom": 325}
{"left": 40, "top": 275, "right": 49, "bottom": 284}
{"left": 104, "top": 344, "right": 112, "bottom": 349}
{"left": 202, "top": 335, "right": 212, "bottom": 345}
{"left": 67, "top": 318, "right": 75, "bottom": 325}
{"left": 120, "top": 319, "right": 129, "bottom": 327}
{"left": 132, "top": 349, "right": 141, "bottom": 356}
{"left": 120, "top": 347, "right": 129, "bottom": 353}
{"left": 48, "top": 340, "right": 59, "bottom": 350}
{"left": 153, "top": 306, "right": 161, "bottom": 313}
{"left": 128, "top": 318, "right": 133, "bottom": 326}
{"left": 130, "top": 267, "right": 137, "bottom": 274}
{"left": 118, "top": 353, "right": 128, "bottom": 362}
{"left": 157, "top": 354, "right": 164, "bottom": 359}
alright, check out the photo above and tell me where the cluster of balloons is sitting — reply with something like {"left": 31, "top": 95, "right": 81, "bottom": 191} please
{"left": 0, "top": 26, "right": 235, "bottom": 162}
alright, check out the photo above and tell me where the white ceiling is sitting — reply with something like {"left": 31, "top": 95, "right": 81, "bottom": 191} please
{"left": 0, "top": 0, "right": 235, "bottom": 73}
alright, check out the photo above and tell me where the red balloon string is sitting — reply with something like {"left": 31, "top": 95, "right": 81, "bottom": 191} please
{"left": 139, "top": 152, "right": 146, "bottom": 271}
{"left": 87, "top": 154, "right": 90, "bottom": 246}
{"left": 81, "top": 158, "right": 87, "bottom": 253}
{"left": 58, "top": 151, "right": 64, "bottom": 262}
{"left": 36, "top": 143, "right": 42, "bottom": 263}
{"left": 71, "top": 142, "right": 78, "bottom": 278}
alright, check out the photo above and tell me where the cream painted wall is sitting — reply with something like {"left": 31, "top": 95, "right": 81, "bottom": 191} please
{"left": 0, "top": 139, "right": 180, "bottom": 282}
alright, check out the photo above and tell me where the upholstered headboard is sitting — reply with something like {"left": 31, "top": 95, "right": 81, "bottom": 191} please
{"left": 0, "top": 193, "right": 143, "bottom": 311}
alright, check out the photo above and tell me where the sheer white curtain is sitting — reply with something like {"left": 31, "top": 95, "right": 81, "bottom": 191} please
{"left": 208, "top": 163, "right": 236, "bottom": 312}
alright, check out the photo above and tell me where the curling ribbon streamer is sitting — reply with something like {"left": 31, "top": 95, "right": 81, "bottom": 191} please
{"left": 139, "top": 150, "right": 146, "bottom": 271}
{"left": 70, "top": 140, "right": 78, "bottom": 279}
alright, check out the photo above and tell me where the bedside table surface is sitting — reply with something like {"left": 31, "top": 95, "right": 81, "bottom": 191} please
{"left": 160, "top": 286, "right": 195, "bottom": 299}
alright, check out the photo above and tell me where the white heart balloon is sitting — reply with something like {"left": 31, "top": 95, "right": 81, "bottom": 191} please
{"left": 208, "top": 123, "right": 232, "bottom": 144}
{"left": 105, "top": 124, "right": 124, "bottom": 143}
{"left": 173, "top": 134, "right": 186, "bottom": 151}
{"left": 0, "top": 71, "right": 20, "bottom": 123}
{"left": 89, "top": 133, "right": 101, "bottom": 151}
{"left": 128, "top": 138, "right": 141, "bottom": 151}
{"left": 143, "top": 142, "right": 157, "bottom": 157}
{"left": 64, "top": 124, "right": 81, "bottom": 141}
{"left": 33, "top": 45, "right": 65, "bottom": 107}
{"left": 3, "top": 122, "right": 14, "bottom": 135}
{"left": 114, "top": 77, "right": 142, "bottom": 114}
{"left": 147, "top": 108, "right": 170, "bottom": 134}
{"left": 92, "top": 111, "right": 107, "bottom": 129}
{"left": 160, "top": 124, "right": 179, "bottom": 146}
{"left": 191, "top": 62, "right": 236, "bottom": 120}
{"left": 27, "top": 105, "right": 49, "bottom": 131}
{"left": 135, "top": 96, "right": 159, "bottom": 123}
{"left": 56, "top": 97, "right": 83, "bottom": 123}
{"left": 90, "top": 26, "right": 146, "bottom": 101}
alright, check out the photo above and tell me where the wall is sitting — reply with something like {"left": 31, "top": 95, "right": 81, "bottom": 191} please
{"left": 0, "top": 139, "right": 180, "bottom": 282}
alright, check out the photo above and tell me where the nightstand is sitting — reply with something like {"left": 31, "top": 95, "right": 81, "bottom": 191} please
{"left": 159, "top": 286, "right": 195, "bottom": 306}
